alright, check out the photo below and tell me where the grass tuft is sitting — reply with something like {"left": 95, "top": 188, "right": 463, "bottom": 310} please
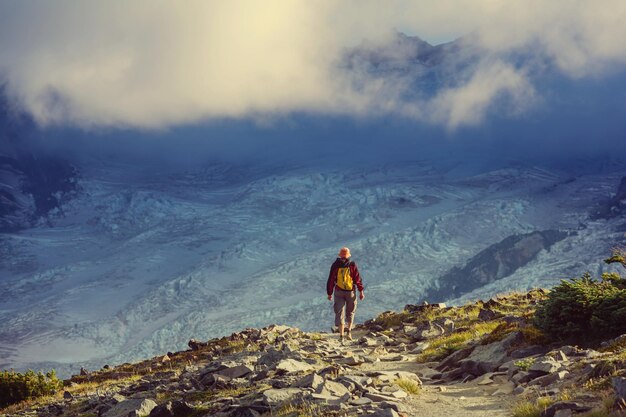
{"left": 514, "top": 358, "right": 535, "bottom": 372}
{"left": 415, "top": 321, "right": 503, "bottom": 363}
{"left": 395, "top": 378, "right": 420, "bottom": 395}
{"left": 512, "top": 397, "right": 554, "bottom": 417}
{"left": 272, "top": 401, "right": 325, "bottom": 417}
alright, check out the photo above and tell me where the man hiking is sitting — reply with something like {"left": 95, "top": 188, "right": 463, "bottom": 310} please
{"left": 327, "top": 247, "right": 365, "bottom": 343}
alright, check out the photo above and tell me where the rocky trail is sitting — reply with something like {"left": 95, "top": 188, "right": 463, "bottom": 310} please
{"left": 325, "top": 329, "right": 516, "bottom": 417}
{"left": 3, "top": 291, "right": 626, "bottom": 417}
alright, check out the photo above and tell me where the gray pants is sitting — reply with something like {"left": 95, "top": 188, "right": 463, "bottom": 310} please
{"left": 334, "top": 288, "right": 357, "bottom": 327}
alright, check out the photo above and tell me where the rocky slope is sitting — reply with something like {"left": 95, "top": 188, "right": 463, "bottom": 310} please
{"left": 0, "top": 152, "right": 78, "bottom": 232}
{"left": 0, "top": 97, "right": 79, "bottom": 233}
{"left": 3, "top": 290, "right": 626, "bottom": 417}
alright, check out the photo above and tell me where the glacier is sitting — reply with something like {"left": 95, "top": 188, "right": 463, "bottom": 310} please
{"left": 1, "top": 156, "right": 625, "bottom": 377}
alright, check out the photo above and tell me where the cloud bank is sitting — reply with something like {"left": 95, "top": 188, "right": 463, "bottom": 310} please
{"left": 0, "top": 1, "right": 625, "bottom": 129}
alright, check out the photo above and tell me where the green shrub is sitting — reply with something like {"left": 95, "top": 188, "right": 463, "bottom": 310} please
{"left": 514, "top": 358, "right": 535, "bottom": 371}
{"left": 0, "top": 369, "right": 63, "bottom": 407}
{"left": 534, "top": 269, "right": 626, "bottom": 342}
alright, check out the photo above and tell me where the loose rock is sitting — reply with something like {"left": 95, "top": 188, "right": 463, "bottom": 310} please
{"left": 103, "top": 399, "right": 158, "bottom": 417}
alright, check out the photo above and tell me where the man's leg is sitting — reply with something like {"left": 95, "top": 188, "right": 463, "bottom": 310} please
{"left": 344, "top": 291, "right": 357, "bottom": 339}
{"left": 333, "top": 291, "right": 346, "bottom": 338}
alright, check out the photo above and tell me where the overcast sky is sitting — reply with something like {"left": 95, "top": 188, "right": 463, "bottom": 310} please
{"left": 1, "top": 1, "right": 626, "bottom": 132}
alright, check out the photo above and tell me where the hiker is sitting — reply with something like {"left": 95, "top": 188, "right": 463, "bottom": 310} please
{"left": 327, "top": 247, "right": 365, "bottom": 342}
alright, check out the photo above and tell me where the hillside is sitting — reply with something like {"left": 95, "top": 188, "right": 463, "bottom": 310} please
{"left": 3, "top": 287, "right": 626, "bottom": 417}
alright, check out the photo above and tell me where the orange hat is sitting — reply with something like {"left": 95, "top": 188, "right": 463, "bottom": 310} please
{"left": 338, "top": 247, "right": 351, "bottom": 258}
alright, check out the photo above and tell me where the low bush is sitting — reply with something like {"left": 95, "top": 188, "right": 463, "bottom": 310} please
{"left": 534, "top": 251, "right": 626, "bottom": 342}
{"left": 0, "top": 369, "right": 63, "bottom": 407}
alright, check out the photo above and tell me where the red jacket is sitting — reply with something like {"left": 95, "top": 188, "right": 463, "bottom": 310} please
{"left": 327, "top": 257, "right": 364, "bottom": 295}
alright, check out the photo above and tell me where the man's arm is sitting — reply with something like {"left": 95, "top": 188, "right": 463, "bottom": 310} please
{"left": 327, "top": 264, "right": 336, "bottom": 297}
{"left": 351, "top": 262, "right": 365, "bottom": 300}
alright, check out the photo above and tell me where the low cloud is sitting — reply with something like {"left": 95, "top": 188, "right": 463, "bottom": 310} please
{"left": 0, "top": 1, "right": 625, "bottom": 129}
{"left": 429, "top": 62, "right": 536, "bottom": 129}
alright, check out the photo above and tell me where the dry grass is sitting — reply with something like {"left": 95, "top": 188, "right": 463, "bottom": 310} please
{"left": 416, "top": 321, "right": 504, "bottom": 362}
{"left": 511, "top": 396, "right": 554, "bottom": 417}
{"left": 519, "top": 326, "right": 547, "bottom": 344}
{"left": 578, "top": 393, "right": 616, "bottom": 417}
{"left": 585, "top": 377, "right": 614, "bottom": 392}
{"left": 480, "top": 322, "right": 519, "bottom": 344}
{"left": 372, "top": 311, "right": 414, "bottom": 329}
{"left": 215, "top": 339, "right": 259, "bottom": 355}
{"left": 0, "top": 393, "right": 59, "bottom": 416}
{"left": 0, "top": 374, "right": 143, "bottom": 415}
{"left": 599, "top": 336, "right": 626, "bottom": 354}
{"left": 269, "top": 401, "right": 327, "bottom": 417}
{"left": 184, "top": 383, "right": 268, "bottom": 403}
{"left": 395, "top": 378, "right": 421, "bottom": 395}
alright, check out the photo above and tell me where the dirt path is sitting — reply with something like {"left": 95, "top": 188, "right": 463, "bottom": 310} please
{"left": 322, "top": 330, "right": 517, "bottom": 416}
{"left": 405, "top": 384, "right": 515, "bottom": 416}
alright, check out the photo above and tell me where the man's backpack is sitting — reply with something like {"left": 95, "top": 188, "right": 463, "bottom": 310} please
{"left": 336, "top": 262, "right": 353, "bottom": 291}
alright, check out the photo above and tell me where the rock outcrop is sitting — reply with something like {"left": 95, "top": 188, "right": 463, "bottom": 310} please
{"left": 429, "top": 230, "right": 570, "bottom": 300}
{"left": 592, "top": 176, "right": 626, "bottom": 220}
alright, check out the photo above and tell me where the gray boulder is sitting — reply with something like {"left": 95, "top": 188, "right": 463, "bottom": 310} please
{"left": 459, "top": 344, "right": 506, "bottom": 375}
{"left": 409, "top": 342, "right": 430, "bottom": 354}
{"left": 529, "top": 358, "right": 562, "bottom": 376}
{"left": 257, "top": 348, "right": 288, "bottom": 367}
{"left": 437, "top": 346, "right": 474, "bottom": 370}
{"left": 309, "top": 391, "right": 350, "bottom": 405}
{"left": 529, "top": 371, "right": 569, "bottom": 387}
{"left": 414, "top": 322, "right": 445, "bottom": 340}
{"left": 340, "top": 375, "right": 372, "bottom": 391}
{"left": 339, "top": 355, "right": 364, "bottom": 366}
{"left": 540, "top": 401, "right": 591, "bottom": 417}
{"left": 201, "top": 373, "right": 232, "bottom": 388}
{"left": 478, "top": 308, "right": 501, "bottom": 321}
{"left": 103, "top": 399, "right": 157, "bottom": 417}
{"left": 458, "top": 332, "right": 523, "bottom": 376}
{"left": 187, "top": 339, "right": 207, "bottom": 351}
{"left": 275, "top": 359, "right": 314, "bottom": 373}
{"left": 350, "top": 397, "right": 373, "bottom": 406}
{"left": 364, "top": 390, "right": 399, "bottom": 402}
{"left": 262, "top": 388, "right": 304, "bottom": 406}
{"left": 292, "top": 373, "right": 324, "bottom": 389}
{"left": 359, "top": 336, "right": 380, "bottom": 347}
{"left": 510, "top": 345, "right": 548, "bottom": 358}
{"left": 317, "top": 380, "right": 351, "bottom": 397}
{"left": 368, "top": 408, "right": 400, "bottom": 417}
{"left": 404, "top": 302, "right": 446, "bottom": 313}
{"left": 228, "top": 408, "right": 261, "bottom": 417}
{"left": 216, "top": 364, "right": 254, "bottom": 379}
{"left": 148, "top": 401, "right": 194, "bottom": 417}
{"left": 614, "top": 376, "right": 626, "bottom": 401}
{"left": 433, "top": 318, "right": 455, "bottom": 332}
